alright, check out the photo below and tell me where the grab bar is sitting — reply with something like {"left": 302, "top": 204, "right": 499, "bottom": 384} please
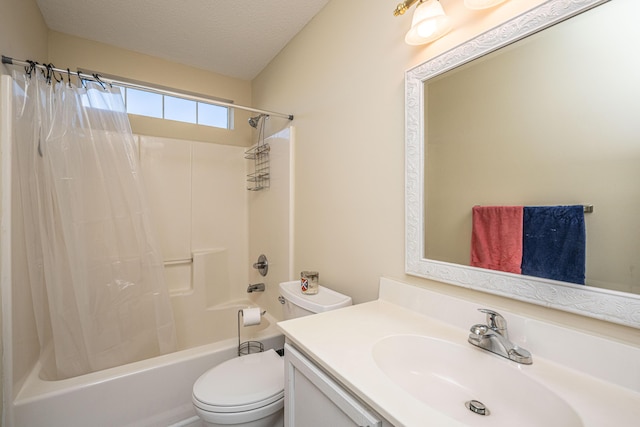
{"left": 163, "top": 257, "right": 193, "bottom": 266}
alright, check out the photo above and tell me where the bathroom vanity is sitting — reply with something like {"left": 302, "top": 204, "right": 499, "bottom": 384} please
{"left": 283, "top": 343, "right": 389, "bottom": 426}
{"left": 278, "top": 277, "right": 640, "bottom": 426}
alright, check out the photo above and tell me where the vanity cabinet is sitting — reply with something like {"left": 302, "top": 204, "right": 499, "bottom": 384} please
{"left": 284, "top": 343, "right": 390, "bottom": 427}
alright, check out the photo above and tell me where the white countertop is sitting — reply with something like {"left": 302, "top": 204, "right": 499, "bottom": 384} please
{"left": 277, "top": 278, "right": 640, "bottom": 427}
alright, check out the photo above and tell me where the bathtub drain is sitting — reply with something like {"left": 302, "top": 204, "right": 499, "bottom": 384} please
{"left": 465, "top": 400, "right": 490, "bottom": 416}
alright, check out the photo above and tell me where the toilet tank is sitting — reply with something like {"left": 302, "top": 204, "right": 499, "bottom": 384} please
{"left": 279, "top": 281, "right": 352, "bottom": 320}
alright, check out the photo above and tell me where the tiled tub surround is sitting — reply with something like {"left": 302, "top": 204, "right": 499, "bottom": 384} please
{"left": 278, "top": 277, "right": 640, "bottom": 426}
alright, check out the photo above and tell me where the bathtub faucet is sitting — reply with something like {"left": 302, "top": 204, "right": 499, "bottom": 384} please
{"left": 247, "top": 283, "right": 265, "bottom": 293}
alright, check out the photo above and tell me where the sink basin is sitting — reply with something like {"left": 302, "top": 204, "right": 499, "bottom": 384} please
{"left": 372, "top": 335, "right": 582, "bottom": 426}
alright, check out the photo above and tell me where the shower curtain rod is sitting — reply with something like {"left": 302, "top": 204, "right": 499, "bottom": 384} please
{"left": 1, "top": 55, "right": 294, "bottom": 121}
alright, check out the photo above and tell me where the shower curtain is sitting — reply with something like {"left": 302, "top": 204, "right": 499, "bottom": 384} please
{"left": 12, "top": 69, "right": 176, "bottom": 379}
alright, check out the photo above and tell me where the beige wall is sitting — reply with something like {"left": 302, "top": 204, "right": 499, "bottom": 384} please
{"left": 47, "top": 31, "right": 254, "bottom": 146}
{"left": 0, "top": 0, "right": 48, "bottom": 73}
{"left": 252, "top": 0, "right": 640, "bottom": 344}
{"left": 251, "top": 0, "right": 548, "bottom": 303}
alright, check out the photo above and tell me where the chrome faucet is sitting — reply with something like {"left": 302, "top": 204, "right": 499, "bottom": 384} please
{"left": 246, "top": 283, "right": 265, "bottom": 293}
{"left": 468, "top": 308, "right": 532, "bottom": 365}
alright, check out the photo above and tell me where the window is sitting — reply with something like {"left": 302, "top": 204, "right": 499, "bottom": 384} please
{"left": 126, "top": 88, "right": 162, "bottom": 118}
{"left": 164, "top": 95, "right": 196, "bottom": 123}
{"left": 117, "top": 85, "right": 231, "bottom": 129}
{"left": 197, "top": 102, "right": 229, "bottom": 128}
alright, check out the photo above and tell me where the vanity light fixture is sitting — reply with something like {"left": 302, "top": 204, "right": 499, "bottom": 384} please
{"left": 464, "top": 0, "right": 508, "bottom": 9}
{"left": 395, "top": 0, "right": 511, "bottom": 45}
{"left": 395, "top": 0, "right": 452, "bottom": 45}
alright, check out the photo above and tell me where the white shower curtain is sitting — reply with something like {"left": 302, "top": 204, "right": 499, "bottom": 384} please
{"left": 12, "top": 69, "right": 177, "bottom": 379}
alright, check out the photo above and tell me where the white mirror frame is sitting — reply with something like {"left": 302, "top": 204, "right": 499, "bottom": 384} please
{"left": 405, "top": 0, "right": 640, "bottom": 328}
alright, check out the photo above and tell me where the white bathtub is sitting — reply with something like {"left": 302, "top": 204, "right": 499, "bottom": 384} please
{"left": 12, "top": 305, "right": 284, "bottom": 427}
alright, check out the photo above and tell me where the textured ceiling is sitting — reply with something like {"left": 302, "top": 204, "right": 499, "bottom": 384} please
{"left": 35, "top": 0, "right": 330, "bottom": 80}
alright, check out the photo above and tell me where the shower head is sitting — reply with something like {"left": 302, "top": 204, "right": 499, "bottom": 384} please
{"left": 248, "top": 114, "right": 262, "bottom": 128}
{"left": 248, "top": 114, "right": 266, "bottom": 128}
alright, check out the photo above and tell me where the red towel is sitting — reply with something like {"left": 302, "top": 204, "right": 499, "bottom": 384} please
{"left": 471, "top": 206, "right": 523, "bottom": 274}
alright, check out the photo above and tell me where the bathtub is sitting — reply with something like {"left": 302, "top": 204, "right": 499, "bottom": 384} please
{"left": 12, "top": 304, "right": 284, "bottom": 427}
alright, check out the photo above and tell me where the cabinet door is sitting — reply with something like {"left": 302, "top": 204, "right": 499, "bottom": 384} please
{"left": 284, "top": 343, "right": 382, "bottom": 427}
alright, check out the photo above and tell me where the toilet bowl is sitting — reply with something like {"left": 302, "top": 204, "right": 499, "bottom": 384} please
{"left": 192, "top": 350, "right": 284, "bottom": 427}
{"left": 192, "top": 282, "right": 352, "bottom": 427}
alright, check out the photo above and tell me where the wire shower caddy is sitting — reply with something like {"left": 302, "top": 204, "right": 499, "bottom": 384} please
{"left": 245, "top": 115, "right": 270, "bottom": 191}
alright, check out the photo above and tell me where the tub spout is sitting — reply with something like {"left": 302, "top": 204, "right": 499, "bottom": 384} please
{"left": 247, "top": 283, "right": 265, "bottom": 293}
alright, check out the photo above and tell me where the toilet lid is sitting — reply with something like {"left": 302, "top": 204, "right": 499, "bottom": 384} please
{"left": 193, "top": 349, "right": 284, "bottom": 413}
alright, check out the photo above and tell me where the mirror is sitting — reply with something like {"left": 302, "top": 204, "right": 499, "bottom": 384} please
{"left": 405, "top": 0, "right": 640, "bottom": 328}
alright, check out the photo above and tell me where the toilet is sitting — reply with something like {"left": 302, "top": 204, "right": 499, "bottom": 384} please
{"left": 192, "top": 281, "right": 352, "bottom": 427}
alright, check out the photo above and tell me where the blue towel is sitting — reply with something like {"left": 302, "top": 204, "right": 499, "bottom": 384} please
{"left": 521, "top": 205, "right": 586, "bottom": 285}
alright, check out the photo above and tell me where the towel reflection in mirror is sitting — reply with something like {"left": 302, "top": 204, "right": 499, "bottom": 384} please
{"left": 471, "top": 205, "right": 586, "bottom": 284}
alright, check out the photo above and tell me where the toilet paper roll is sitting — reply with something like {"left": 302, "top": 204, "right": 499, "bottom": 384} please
{"left": 242, "top": 307, "right": 262, "bottom": 326}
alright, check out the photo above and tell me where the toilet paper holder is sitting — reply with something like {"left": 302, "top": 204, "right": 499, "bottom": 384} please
{"left": 237, "top": 308, "right": 266, "bottom": 356}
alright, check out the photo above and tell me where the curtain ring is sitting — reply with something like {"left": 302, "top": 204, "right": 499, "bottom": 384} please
{"left": 47, "top": 63, "right": 62, "bottom": 84}
{"left": 25, "top": 60, "right": 37, "bottom": 78}
{"left": 44, "top": 63, "right": 52, "bottom": 84}
{"left": 67, "top": 68, "right": 72, "bottom": 88}
{"left": 77, "top": 70, "right": 86, "bottom": 88}
{"left": 92, "top": 73, "right": 107, "bottom": 89}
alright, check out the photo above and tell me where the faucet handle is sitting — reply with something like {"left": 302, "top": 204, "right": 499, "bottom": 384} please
{"left": 478, "top": 309, "right": 508, "bottom": 336}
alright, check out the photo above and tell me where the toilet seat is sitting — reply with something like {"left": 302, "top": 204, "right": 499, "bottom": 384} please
{"left": 192, "top": 349, "right": 284, "bottom": 414}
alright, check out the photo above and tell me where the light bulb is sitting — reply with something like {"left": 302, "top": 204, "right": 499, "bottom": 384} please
{"left": 416, "top": 20, "right": 438, "bottom": 39}
{"left": 405, "top": 0, "right": 452, "bottom": 45}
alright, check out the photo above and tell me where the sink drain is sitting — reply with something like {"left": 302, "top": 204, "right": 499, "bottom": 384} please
{"left": 465, "top": 400, "right": 490, "bottom": 416}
